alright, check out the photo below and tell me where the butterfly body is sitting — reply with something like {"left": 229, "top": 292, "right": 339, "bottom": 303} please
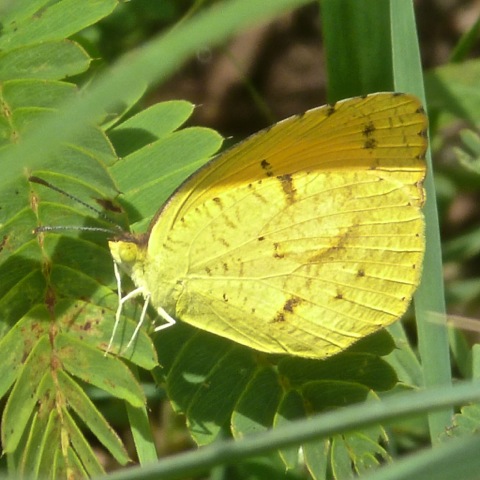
{"left": 109, "top": 92, "right": 427, "bottom": 358}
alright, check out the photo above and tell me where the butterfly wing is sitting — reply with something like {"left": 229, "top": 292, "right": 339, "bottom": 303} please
{"left": 135, "top": 93, "right": 427, "bottom": 358}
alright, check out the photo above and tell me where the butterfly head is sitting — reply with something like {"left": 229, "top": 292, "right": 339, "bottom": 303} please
{"left": 109, "top": 234, "right": 148, "bottom": 276}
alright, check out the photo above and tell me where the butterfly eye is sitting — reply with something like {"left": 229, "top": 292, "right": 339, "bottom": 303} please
{"left": 109, "top": 241, "right": 139, "bottom": 266}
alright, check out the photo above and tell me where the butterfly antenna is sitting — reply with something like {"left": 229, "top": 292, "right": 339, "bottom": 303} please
{"left": 34, "top": 225, "right": 120, "bottom": 235}
{"left": 29, "top": 175, "right": 123, "bottom": 234}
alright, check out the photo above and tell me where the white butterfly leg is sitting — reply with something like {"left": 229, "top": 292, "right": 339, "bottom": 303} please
{"left": 107, "top": 261, "right": 177, "bottom": 354}
{"left": 126, "top": 293, "right": 151, "bottom": 350}
{"left": 154, "top": 306, "right": 176, "bottom": 332}
{"left": 106, "top": 261, "right": 146, "bottom": 355}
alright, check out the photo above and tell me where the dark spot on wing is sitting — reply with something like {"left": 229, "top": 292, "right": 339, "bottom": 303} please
{"left": 273, "top": 242, "right": 284, "bottom": 259}
{"left": 278, "top": 174, "right": 296, "bottom": 204}
{"left": 362, "top": 121, "right": 375, "bottom": 137}
{"left": 272, "top": 296, "right": 302, "bottom": 323}
{"left": 326, "top": 104, "right": 336, "bottom": 116}
{"left": 284, "top": 296, "right": 301, "bottom": 313}
{"left": 364, "top": 138, "right": 377, "bottom": 149}
{"left": 261, "top": 159, "right": 274, "bottom": 177}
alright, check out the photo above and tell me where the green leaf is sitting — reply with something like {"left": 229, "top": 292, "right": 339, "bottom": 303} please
{"left": 231, "top": 367, "right": 283, "bottom": 437}
{"left": 110, "top": 126, "right": 222, "bottom": 230}
{"left": 165, "top": 333, "right": 257, "bottom": 446}
{"left": 386, "top": 321, "right": 424, "bottom": 387}
{"left": 2, "top": 335, "right": 51, "bottom": 453}
{"left": 108, "top": 100, "right": 196, "bottom": 156}
{"left": 0, "top": 41, "right": 91, "bottom": 81}
{"left": 304, "top": 439, "right": 329, "bottom": 480}
{"left": 279, "top": 353, "right": 397, "bottom": 392}
{"left": 36, "top": 410, "right": 63, "bottom": 478}
{"left": 330, "top": 431, "right": 388, "bottom": 479}
{"left": 55, "top": 370, "right": 130, "bottom": 465}
{"left": 63, "top": 410, "right": 104, "bottom": 477}
{"left": 443, "top": 345, "right": 480, "bottom": 441}
{"left": 126, "top": 401, "right": 158, "bottom": 466}
{"left": 2, "top": 79, "right": 76, "bottom": 109}
{"left": 455, "top": 129, "right": 480, "bottom": 175}
{"left": 425, "top": 59, "right": 480, "bottom": 125}
{"left": 0, "top": 0, "right": 118, "bottom": 49}
{"left": 56, "top": 333, "right": 146, "bottom": 407}
{"left": 275, "top": 389, "right": 306, "bottom": 469}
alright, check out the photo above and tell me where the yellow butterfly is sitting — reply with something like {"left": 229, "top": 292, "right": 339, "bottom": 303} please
{"left": 109, "top": 92, "right": 427, "bottom": 359}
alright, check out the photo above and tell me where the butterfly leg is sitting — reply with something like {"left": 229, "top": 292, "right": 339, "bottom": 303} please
{"left": 153, "top": 306, "right": 176, "bottom": 332}
{"left": 126, "top": 293, "right": 151, "bottom": 350}
{"left": 105, "top": 261, "right": 146, "bottom": 355}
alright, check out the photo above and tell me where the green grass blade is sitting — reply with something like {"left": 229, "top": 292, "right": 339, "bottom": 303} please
{"left": 390, "top": 0, "right": 452, "bottom": 442}
{"left": 321, "top": 0, "right": 393, "bottom": 100}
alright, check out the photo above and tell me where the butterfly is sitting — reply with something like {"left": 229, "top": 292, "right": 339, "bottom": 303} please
{"left": 108, "top": 92, "right": 427, "bottom": 359}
